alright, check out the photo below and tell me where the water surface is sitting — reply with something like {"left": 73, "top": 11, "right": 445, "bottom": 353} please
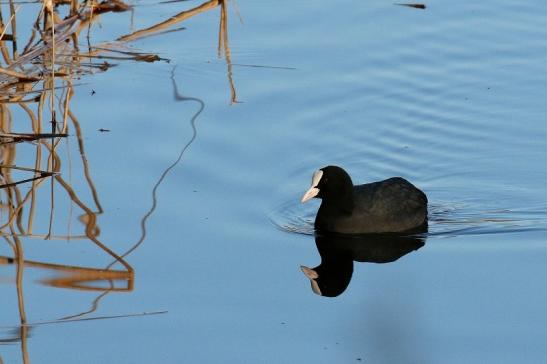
{"left": 1, "top": 0, "right": 547, "bottom": 363}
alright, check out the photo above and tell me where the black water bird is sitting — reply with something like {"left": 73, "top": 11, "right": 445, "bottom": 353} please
{"left": 301, "top": 166, "right": 427, "bottom": 234}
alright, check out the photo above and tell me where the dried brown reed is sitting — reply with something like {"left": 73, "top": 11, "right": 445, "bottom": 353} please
{"left": 0, "top": 2, "right": 236, "bottom": 358}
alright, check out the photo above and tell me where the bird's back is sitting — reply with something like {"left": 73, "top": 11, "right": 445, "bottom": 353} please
{"left": 315, "top": 177, "right": 427, "bottom": 234}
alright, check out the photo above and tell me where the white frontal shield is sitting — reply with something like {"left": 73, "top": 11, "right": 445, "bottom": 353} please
{"left": 301, "top": 170, "right": 323, "bottom": 203}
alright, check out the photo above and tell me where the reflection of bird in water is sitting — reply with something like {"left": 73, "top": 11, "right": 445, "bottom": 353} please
{"left": 301, "top": 232, "right": 426, "bottom": 297}
{"left": 301, "top": 166, "right": 428, "bottom": 234}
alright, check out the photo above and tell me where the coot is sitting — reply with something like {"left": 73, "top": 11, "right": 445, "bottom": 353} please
{"left": 301, "top": 166, "right": 427, "bottom": 234}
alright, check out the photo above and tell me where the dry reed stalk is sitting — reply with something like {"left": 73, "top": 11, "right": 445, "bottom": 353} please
{"left": 67, "top": 109, "right": 103, "bottom": 213}
{"left": 0, "top": 67, "right": 39, "bottom": 79}
{"left": 8, "top": 0, "right": 18, "bottom": 60}
{"left": 1, "top": 233, "right": 90, "bottom": 239}
{"left": 117, "top": 0, "right": 219, "bottom": 42}
{"left": 0, "top": 5, "right": 17, "bottom": 42}
{"left": 54, "top": 174, "right": 133, "bottom": 272}
{"left": 0, "top": 11, "right": 12, "bottom": 66}
{"left": 11, "top": 310, "right": 166, "bottom": 327}
{"left": 0, "top": 255, "right": 132, "bottom": 290}
{"left": 11, "top": 233, "right": 30, "bottom": 364}
{"left": 0, "top": 0, "right": 240, "bottom": 333}
{"left": 218, "top": 0, "right": 237, "bottom": 103}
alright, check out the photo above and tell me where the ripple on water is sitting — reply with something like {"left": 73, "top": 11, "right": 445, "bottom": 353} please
{"left": 269, "top": 198, "right": 547, "bottom": 239}
{"left": 275, "top": 3, "right": 547, "bottom": 245}
{"left": 269, "top": 199, "right": 316, "bottom": 236}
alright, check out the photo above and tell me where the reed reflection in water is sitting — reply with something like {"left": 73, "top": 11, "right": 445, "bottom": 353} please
{"left": 0, "top": 0, "right": 236, "bottom": 362}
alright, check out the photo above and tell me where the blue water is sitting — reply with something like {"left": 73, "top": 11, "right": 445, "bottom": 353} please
{"left": 1, "top": 0, "right": 547, "bottom": 363}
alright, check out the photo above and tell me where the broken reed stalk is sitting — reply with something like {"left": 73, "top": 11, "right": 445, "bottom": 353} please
{"left": 8, "top": 0, "right": 18, "bottom": 60}
{"left": 10, "top": 231, "right": 30, "bottom": 364}
{"left": 117, "top": 0, "right": 220, "bottom": 42}
{"left": 53, "top": 173, "right": 133, "bottom": 273}
{"left": 48, "top": 0, "right": 56, "bottom": 123}
{"left": 0, "top": 67, "right": 39, "bottom": 80}
{"left": 218, "top": 0, "right": 237, "bottom": 103}
{"left": 0, "top": 4, "right": 19, "bottom": 67}
{"left": 0, "top": 0, "right": 236, "bottom": 284}
{"left": 46, "top": 0, "right": 57, "bottom": 240}
{"left": 0, "top": 255, "right": 132, "bottom": 292}
{"left": 8, "top": 310, "right": 167, "bottom": 328}
{"left": 0, "top": 7, "right": 12, "bottom": 65}
{"left": 0, "top": 172, "right": 54, "bottom": 189}
{"left": 0, "top": 132, "right": 68, "bottom": 144}
{"left": 59, "top": 290, "right": 112, "bottom": 321}
{"left": 0, "top": 7, "right": 12, "bottom": 41}
{"left": 68, "top": 109, "right": 103, "bottom": 213}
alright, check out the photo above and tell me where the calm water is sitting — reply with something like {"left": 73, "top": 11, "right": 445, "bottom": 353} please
{"left": 1, "top": 0, "right": 547, "bottom": 363}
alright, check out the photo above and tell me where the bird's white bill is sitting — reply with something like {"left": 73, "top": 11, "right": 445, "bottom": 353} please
{"left": 301, "top": 187, "right": 319, "bottom": 203}
{"left": 300, "top": 169, "right": 323, "bottom": 203}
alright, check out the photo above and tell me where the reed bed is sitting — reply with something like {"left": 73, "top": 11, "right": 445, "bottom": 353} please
{"left": 0, "top": 0, "right": 232, "bottom": 358}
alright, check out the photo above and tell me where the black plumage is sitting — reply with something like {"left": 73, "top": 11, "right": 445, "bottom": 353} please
{"left": 302, "top": 166, "right": 428, "bottom": 234}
